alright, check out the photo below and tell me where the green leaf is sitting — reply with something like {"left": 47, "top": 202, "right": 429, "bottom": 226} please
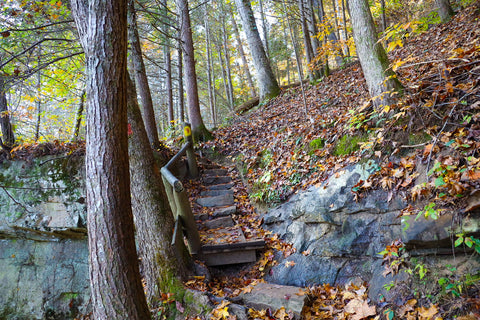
{"left": 434, "top": 176, "right": 446, "bottom": 187}
{"left": 384, "top": 309, "right": 394, "bottom": 320}
{"left": 454, "top": 236, "right": 464, "bottom": 247}
{"left": 465, "top": 237, "right": 473, "bottom": 248}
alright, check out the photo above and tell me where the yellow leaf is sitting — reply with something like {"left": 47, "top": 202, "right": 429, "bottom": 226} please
{"left": 392, "top": 59, "right": 406, "bottom": 71}
{"left": 274, "top": 307, "right": 287, "bottom": 320}
{"left": 418, "top": 304, "right": 438, "bottom": 319}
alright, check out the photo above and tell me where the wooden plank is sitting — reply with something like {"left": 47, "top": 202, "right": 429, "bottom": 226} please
{"left": 201, "top": 249, "right": 257, "bottom": 266}
{"left": 202, "top": 239, "right": 265, "bottom": 253}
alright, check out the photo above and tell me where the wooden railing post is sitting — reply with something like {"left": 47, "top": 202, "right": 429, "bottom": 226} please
{"left": 183, "top": 123, "right": 198, "bottom": 178}
{"left": 173, "top": 190, "right": 202, "bottom": 255}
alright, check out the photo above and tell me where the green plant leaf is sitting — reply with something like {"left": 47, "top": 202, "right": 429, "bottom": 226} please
{"left": 434, "top": 176, "right": 446, "bottom": 187}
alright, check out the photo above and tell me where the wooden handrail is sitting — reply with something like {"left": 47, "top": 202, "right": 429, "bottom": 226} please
{"left": 161, "top": 123, "right": 201, "bottom": 255}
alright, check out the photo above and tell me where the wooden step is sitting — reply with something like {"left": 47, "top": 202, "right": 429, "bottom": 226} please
{"left": 207, "top": 182, "right": 234, "bottom": 190}
{"left": 203, "top": 168, "right": 229, "bottom": 176}
{"left": 200, "top": 189, "right": 232, "bottom": 197}
{"left": 203, "top": 175, "right": 232, "bottom": 185}
{"left": 202, "top": 216, "right": 235, "bottom": 229}
{"left": 196, "top": 193, "right": 234, "bottom": 207}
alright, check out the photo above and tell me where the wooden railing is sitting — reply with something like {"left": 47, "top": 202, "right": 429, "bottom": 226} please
{"left": 160, "top": 123, "right": 201, "bottom": 255}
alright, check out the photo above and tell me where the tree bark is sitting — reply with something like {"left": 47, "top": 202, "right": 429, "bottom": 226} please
{"left": 160, "top": 0, "right": 175, "bottom": 127}
{"left": 436, "top": 0, "right": 454, "bottom": 23}
{"left": 127, "top": 0, "right": 161, "bottom": 148}
{"left": 71, "top": 0, "right": 151, "bottom": 318}
{"left": 126, "top": 73, "right": 191, "bottom": 306}
{"left": 231, "top": 15, "right": 257, "bottom": 98}
{"left": 341, "top": 0, "right": 351, "bottom": 57}
{"left": 221, "top": 15, "right": 235, "bottom": 110}
{"left": 234, "top": 0, "right": 280, "bottom": 100}
{"left": 177, "top": 0, "right": 211, "bottom": 141}
{"left": 0, "top": 76, "right": 15, "bottom": 149}
{"left": 348, "top": 0, "right": 403, "bottom": 108}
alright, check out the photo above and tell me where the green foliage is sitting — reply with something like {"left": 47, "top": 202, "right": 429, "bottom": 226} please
{"left": 333, "top": 134, "right": 366, "bottom": 156}
{"left": 455, "top": 234, "right": 480, "bottom": 254}
{"left": 415, "top": 202, "right": 440, "bottom": 221}
{"left": 308, "top": 138, "right": 325, "bottom": 154}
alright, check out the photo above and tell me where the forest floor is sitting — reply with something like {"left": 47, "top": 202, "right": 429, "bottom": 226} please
{"left": 4, "top": 4, "right": 480, "bottom": 320}
{"left": 187, "top": 4, "right": 480, "bottom": 320}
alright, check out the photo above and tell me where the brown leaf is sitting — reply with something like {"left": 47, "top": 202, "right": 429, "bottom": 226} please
{"left": 418, "top": 304, "right": 438, "bottom": 319}
{"left": 345, "top": 299, "right": 376, "bottom": 320}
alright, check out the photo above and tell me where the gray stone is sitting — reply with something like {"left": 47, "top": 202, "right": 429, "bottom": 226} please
{"left": 227, "top": 303, "right": 248, "bottom": 320}
{"left": 183, "top": 289, "right": 212, "bottom": 317}
{"left": 208, "top": 183, "right": 235, "bottom": 190}
{"left": 197, "top": 193, "right": 234, "bottom": 207}
{"left": 241, "top": 283, "right": 306, "bottom": 319}
{"left": 0, "top": 239, "right": 90, "bottom": 319}
{"left": 200, "top": 189, "right": 233, "bottom": 197}
{"left": 204, "top": 168, "right": 229, "bottom": 176}
{"left": 203, "top": 216, "right": 235, "bottom": 229}
{"left": 203, "top": 176, "right": 232, "bottom": 185}
{"left": 212, "top": 206, "right": 237, "bottom": 218}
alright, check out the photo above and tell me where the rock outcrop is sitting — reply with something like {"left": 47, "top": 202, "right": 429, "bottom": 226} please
{"left": 0, "top": 155, "right": 89, "bottom": 319}
{"left": 262, "top": 161, "right": 480, "bottom": 303}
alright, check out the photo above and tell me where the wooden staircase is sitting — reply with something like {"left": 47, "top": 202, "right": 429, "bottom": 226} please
{"left": 194, "top": 168, "right": 265, "bottom": 266}
{"left": 160, "top": 124, "right": 264, "bottom": 267}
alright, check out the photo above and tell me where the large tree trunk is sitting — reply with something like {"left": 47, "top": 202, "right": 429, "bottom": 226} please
{"left": 177, "top": 47, "right": 185, "bottom": 123}
{"left": 177, "top": 0, "right": 211, "bottom": 141}
{"left": 258, "top": 0, "right": 270, "bottom": 58}
{"left": 348, "top": 0, "right": 403, "bottom": 108}
{"left": 127, "top": 0, "right": 161, "bottom": 148}
{"left": 231, "top": 15, "right": 257, "bottom": 98}
{"left": 436, "top": 0, "right": 454, "bottom": 23}
{"left": 0, "top": 76, "right": 15, "bottom": 149}
{"left": 126, "top": 73, "right": 191, "bottom": 306}
{"left": 234, "top": 0, "right": 280, "bottom": 100}
{"left": 71, "top": 0, "right": 151, "bottom": 319}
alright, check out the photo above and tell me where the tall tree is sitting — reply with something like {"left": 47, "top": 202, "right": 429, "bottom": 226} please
{"left": 177, "top": 0, "right": 211, "bottom": 141}
{"left": 231, "top": 14, "right": 257, "bottom": 98}
{"left": 71, "top": 0, "right": 151, "bottom": 318}
{"left": 348, "top": 0, "right": 403, "bottom": 107}
{"left": 126, "top": 73, "right": 191, "bottom": 306}
{"left": 127, "top": 0, "right": 161, "bottom": 148}
{"left": 234, "top": 0, "right": 280, "bottom": 100}
{"left": 298, "top": 0, "right": 320, "bottom": 81}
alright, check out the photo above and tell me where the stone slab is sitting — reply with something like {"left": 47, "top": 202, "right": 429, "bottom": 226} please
{"left": 196, "top": 193, "right": 234, "bottom": 207}
{"left": 200, "top": 189, "right": 233, "bottom": 197}
{"left": 203, "top": 176, "right": 232, "bottom": 185}
{"left": 203, "top": 169, "right": 228, "bottom": 176}
{"left": 201, "top": 248, "right": 257, "bottom": 266}
{"left": 240, "top": 283, "right": 306, "bottom": 319}
{"left": 213, "top": 206, "right": 237, "bottom": 218}
{"left": 203, "top": 216, "right": 235, "bottom": 229}
{"left": 207, "top": 183, "right": 235, "bottom": 190}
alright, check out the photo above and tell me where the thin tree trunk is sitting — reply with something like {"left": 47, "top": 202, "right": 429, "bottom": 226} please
{"left": 177, "top": 48, "right": 185, "bottom": 123}
{"left": 72, "top": 89, "right": 86, "bottom": 141}
{"left": 0, "top": 76, "right": 15, "bottom": 149}
{"left": 221, "top": 16, "right": 235, "bottom": 109}
{"left": 128, "top": 0, "right": 161, "bottom": 148}
{"left": 380, "top": 0, "right": 387, "bottom": 32}
{"left": 348, "top": 0, "right": 403, "bottom": 108}
{"left": 234, "top": 0, "right": 280, "bottom": 100}
{"left": 177, "top": 0, "right": 211, "bottom": 140}
{"left": 331, "top": 0, "right": 341, "bottom": 40}
{"left": 436, "top": 0, "right": 454, "bottom": 23}
{"left": 231, "top": 15, "right": 256, "bottom": 98}
{"left": 126, "top": 73, "right": 191, "bottom": 306}
{"left": 71, "top": 0, "right": 152, "bottom": 318}
{"left": 205, "top": 9, "right": 216, "bottom": 126}
{"left": 282, "top": 0, "right": 308, "bottom": 116}
{"left": 165, "top": 46, "right": 174, "bottom": 126}
{"left": 298, "top": 0, "right": 318, "bottom": 81}
{"left": 35, "top": 47, "right": 41, "bottom": 142}
{"left": 258, "top": 0, "right": 270, "bottom": 58}
{"left": 341, "top": 0, "right": 350, "bottom": 57}
{"left": 214, "top": 37, "right": 232, "bottom": 111}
